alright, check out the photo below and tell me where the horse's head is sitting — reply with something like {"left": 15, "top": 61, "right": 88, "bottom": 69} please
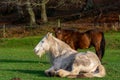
{"left": 34, "top": 33, "right": 52, "bottom": 57}
{"left": 53, "top": 27, "right": 63, "bottom": 40}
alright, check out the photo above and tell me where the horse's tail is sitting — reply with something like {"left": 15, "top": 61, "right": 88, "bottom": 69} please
{"left": 100, "top": 32, "right": 105, "bottom": 59}
{"left": 67, "top": 65, "right": 106, "bottom": 78}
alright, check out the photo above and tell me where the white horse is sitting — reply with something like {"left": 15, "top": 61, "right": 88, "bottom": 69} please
{"left": 34, "top": 33, "right": 106, "bottom": 78}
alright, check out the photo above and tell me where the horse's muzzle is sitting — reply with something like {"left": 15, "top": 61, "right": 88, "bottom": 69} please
{"left": 34, "top": 49, "right": 39, "bottom": 54}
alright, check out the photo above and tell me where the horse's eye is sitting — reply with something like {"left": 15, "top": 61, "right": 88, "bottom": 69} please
{"left": 41, "top": 41, "right": 44, "bottom": 43}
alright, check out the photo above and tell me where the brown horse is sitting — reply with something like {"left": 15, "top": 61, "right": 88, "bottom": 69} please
{"left": 53, "top": 27, "right": 105, "bottom": 61}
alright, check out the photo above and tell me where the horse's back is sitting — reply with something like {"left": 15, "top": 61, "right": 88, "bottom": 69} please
{"left": 75, "top": 51, "right": 101, "bottom": 65}
{"left": 85, "top": 51, "right": 101, "bottom": 63}
{"left": 86, "top": 29, "right": 103, "bottom": 40}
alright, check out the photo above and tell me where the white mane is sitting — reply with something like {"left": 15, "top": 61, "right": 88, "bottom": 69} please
{"left": 47, "top": 34, "right": 77, "bottom": 63}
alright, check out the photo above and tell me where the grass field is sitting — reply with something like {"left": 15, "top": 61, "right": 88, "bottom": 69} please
{"left": 0, "top": 31, "right": 120, "bottom": 80}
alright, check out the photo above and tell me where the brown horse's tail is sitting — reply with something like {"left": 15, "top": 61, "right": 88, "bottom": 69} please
{"left": 100, "top": 32, "right": 105, "bottom": 59}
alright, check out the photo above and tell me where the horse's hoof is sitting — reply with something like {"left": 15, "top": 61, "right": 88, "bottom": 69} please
{"left": 45, "top": 71, "right": 55, "bottom": 77}
{"left": 48, "top": 72, "right": 52, "bottom": 77}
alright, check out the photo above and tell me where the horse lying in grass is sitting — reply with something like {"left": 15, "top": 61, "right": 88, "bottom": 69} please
{"left": 53, "top": 27, "right": 105, "bottom": 61}
{"left": 34, "top": 33, "right": 106, "bottom": 78}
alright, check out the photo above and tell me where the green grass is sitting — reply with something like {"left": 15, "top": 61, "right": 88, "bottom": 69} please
{"left": 0, "top": 31, "right": 120, "bottom": 80}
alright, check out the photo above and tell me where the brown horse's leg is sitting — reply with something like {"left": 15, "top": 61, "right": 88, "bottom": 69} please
{"left": 93, "top": 33, "right": 105, "bottom": 61}
{"left": 95, "top": 46, "right": 102, "bottom": 61}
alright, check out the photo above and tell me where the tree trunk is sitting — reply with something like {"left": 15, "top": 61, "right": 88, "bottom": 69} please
{"left": 41, "top": 1, "right": 48, "bottom": 23}
{"left": 16, "top": 0, "right": 24, "bottom": 19}
{"left": 26, "top": 0, "right": 36, "bottom": 26}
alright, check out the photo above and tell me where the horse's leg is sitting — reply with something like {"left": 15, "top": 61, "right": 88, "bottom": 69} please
{"left": 77, "top": 64, "right": 106, "bottom": 78}
{"left": 95, "top": 45, "right": 102, "bottom": 61}
{"left": 94, "top": 33, "right": 105, "bottom": 61}
{"left": 56, "top": 64, "right": 81, "bottom": 78}
{"left": 56, "top": 70, "right": 93, "bottom": 78}
{"left": 67, "top": 66, "right": 82, "bottom": 78}
{"left": 45, "top": 66, "right": 56, "bottom": 76}
{"left": 70, "top": 64, "right": 106, "bottom": 78}
{"left": 56, "top": 69, "right": 71, "bottom": 77}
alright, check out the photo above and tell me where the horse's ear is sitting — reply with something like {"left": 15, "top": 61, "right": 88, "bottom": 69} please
{"left": 49, "top": 33, "right": 53, "bottom": 36}
{"left": 46, "top": 32, "right": 50, "bottom": 38}
{"left": 47, "top": 32, "right": 50, "bottom": 35}
{"left": 47, "top": 32, "right": 53, "bottom": 38}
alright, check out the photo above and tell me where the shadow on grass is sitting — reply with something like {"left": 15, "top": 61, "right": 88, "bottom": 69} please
{"left": 0, "top": 69, "right": 47, "bottom": 77}
{"left": 0, "top": 59, "right": 48, "bottom": 64}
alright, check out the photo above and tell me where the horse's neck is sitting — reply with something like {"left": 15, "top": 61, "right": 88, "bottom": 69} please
{"left": 47, "top": 52, "right": 55, "bottom": 65}
{"left": 48, "top": 37, "right": 77, "bottom": 63}
{"left": 48, "top": 48, "right": 77, "bottom": 66}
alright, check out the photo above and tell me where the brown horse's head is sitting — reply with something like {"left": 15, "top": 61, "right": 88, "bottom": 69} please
{"left": 53, "top": 27, "right": 63, "bottom": 40}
